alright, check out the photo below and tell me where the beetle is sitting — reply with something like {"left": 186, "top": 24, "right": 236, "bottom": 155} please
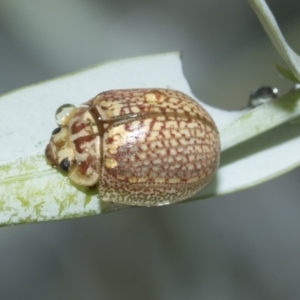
{"left": 45, "top": 89, "right": 220, "bottom": 206}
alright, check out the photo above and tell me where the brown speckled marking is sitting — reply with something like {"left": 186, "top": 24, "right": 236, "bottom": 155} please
{"left": 45, "top": 89, "right": 220, "bottom": 206}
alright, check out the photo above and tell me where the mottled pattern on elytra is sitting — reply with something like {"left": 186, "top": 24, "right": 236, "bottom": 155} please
{"left": 46, "top": 89, "right": 220, "bottom": 206}
{"left": 85, "top": 89, "right": 220, "bottom": 206}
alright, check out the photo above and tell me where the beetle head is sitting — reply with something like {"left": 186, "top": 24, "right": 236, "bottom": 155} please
{"left": 45, "top": 126, "right": 75, "bottom": 173}
{"left": 45, "top": 105, "right": 100, "bottom": 187}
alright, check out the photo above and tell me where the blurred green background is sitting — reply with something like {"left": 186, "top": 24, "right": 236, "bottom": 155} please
{"left": 1, "top": 1, "right": 300, "bottom": 299}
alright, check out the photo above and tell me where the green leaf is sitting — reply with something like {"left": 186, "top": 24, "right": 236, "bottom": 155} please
{"left": 1, "top": 52, "right": 300, "bottom": 226}
{"left": 274, "top": 63, "right": 300, "bottom": 83}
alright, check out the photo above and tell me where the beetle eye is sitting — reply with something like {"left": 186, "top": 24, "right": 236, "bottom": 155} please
{"left": 60, "top": 158, "right": 70, "bottom": 172}
{"left": 52, "top": 127, "right": 61, "bottom": 135}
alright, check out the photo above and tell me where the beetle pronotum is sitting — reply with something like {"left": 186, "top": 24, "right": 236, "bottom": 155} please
{"left": 45, "top": 89, "right": 220, "bottom": 206}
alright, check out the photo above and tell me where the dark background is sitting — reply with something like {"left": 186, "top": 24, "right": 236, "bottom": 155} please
{"left": 1, "top": 1, "right": 300, "bottom": 299}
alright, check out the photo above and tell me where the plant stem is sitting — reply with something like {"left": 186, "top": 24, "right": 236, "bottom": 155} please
{"left": 248, "top": 0, "right": 300, "bottom": 81}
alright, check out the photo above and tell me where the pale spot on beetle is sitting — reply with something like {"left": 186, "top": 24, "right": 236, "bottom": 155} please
{"left": 184, "top": 105, "right": 192, "bottom": 112}
{"left": 131, "top": 106, "right": 140, "bottom": 113}
{"left": 144, "top": 119, "right": 152, "bottom": 126}
{"left": 189, "top": 155, "right": 196, "bottom": 162}
{"left": 145, "top": 92, "right": 165, "bottom": 104}
{"left": 100, "top": 100, "right": 112, "bottom": 108}
{"left": 169, "top": 97, "right": 179, "bottom": 104}
{"left": 179, "top": 138, "right": 189, "bottom": 146}
{"left": 177, "top": 147, "right": 184, "bottom": 153}
{"left": 69, "top": 129, "right": 90, "bottom": 142}
{"left": 137, "top": 152, "right": 147, "bottom": 160}
{"left": 179, "top": 121, "right": 187, "bottom": 128}
{"left": 137, "top": 177, "right": 147, "bottom": 183}
{"left": 163, "top": 140, "right": 170, "bottom": 147}
{"left": 145, "top": 93, "right": 157, "bottom": 103}
{"left": 140, "top": 144, "right": 148, "bottom": 152}
{"left": 197, "top": 146, "right": 203, "bottom": 154}
{"left": 152, "top": 122, "right": 164, "bottom": 131}
{"left": 187, "top": 122, "right": 198, "bottom": 129}
{"left": 107, "top": 102, "right": 122, "bottom": 117}
{"left": 129, "top": 177, "right": 137, "bottom": 183}
{"left": 153, "top": 159, "right": 162, "bottom": 165}
{"left": 143, "top": 160, "right": 150, "bottom": 166}
{"left": 152, "top": 166, "right": 160, "bottom": 172}
{"left": 187, "top": 163, "right": 194, "bottom": 170}
{"left": 168, "top": 178, "right": 181, "bottom": 184}
{"left": 170, "top": 149, "right": 176, "bottom": 156}
{"left": 170, "top": 139, "right": 179, "bottom": 147}
{"left": 187, "top": 177, "right": 199, "bottom": 183}
{"left": 156, "top": 116, "right": 166, "bottom": 122}
{"left": 105, "top": 158, "right": 118, "bottom": 169}
{"left": 129, "top": 120, "right": 141, "bottom": 130}
{"left": 123, "top": 107, "right": 130, "bottom": 114}
{"left": 196, "top": 130, "right": 205, "bottom": 138}
{"left": 155, "top": 178, "right": 165, "bottom": 183}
